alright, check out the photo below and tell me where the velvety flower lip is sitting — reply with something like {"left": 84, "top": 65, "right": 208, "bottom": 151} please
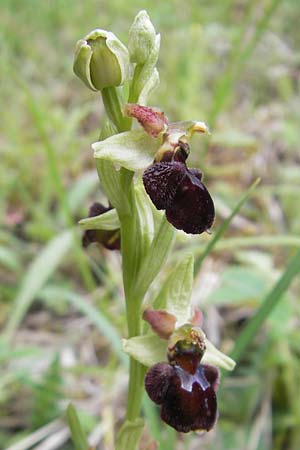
{"left": 165, "top": 166, "right": 215, "bottom": 234}
{"left": 143, "top": 161, "right": 215, "bottom": 234}
{"left": 143, "top": 161, "right": 187, "bottom": 210}
{"left": 82, "top": 202, "right": 120, "bottom": 250}
{"left": 145, "top": 362, "right": 219, "bottom": 433}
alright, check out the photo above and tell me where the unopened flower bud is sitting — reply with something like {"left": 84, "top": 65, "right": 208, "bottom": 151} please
{"left": 73, "top": 29, "right": 130, "bottom": 91}
{"left": 128, "top": 10, "right": 156, "bottom": 64}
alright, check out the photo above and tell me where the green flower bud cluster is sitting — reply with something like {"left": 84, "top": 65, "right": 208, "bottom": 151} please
{"left": 73, "top": 11, "right": 158, "bottom": 98}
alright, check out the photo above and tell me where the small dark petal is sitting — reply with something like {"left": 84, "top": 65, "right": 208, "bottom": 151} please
{"left": 143, "top": 162, "right": 186, "bottom": 210}
{"left": 145, "top": 363, "right": 174, "bottom": 405}
{"left": 203, "top": 364, "right": 220, "bottom": 392}
{"left": 160, "top": 365, "right": 217, "bottom": 433}
{"left": 166, "top": 169, "right": 215, "bottom": 234}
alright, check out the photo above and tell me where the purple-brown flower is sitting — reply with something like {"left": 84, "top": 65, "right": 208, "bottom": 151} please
{"left": 145, "top": 335, "right": 219, "bottom": 433}
{"left": 82, "top": 202, "right": 120, "bottom": 250}
{"left": 143, "top": 159, "right": 215, "bottom": 234}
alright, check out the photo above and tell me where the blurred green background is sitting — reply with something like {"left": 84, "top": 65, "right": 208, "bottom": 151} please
{"left": 1, "top": 0, "right": 300, "bottom": 449}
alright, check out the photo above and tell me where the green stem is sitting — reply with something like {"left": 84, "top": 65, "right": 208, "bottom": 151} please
{"left": 128, "top": 64, "right": 143, "bottom": 103}
{"left": 102, "top": 86, "right": 131, "bottom": 132}
{"left": 100, "top": 81, "right": 146, "bottom": 444}
{"left": 120, "top": 208, "right": 145, "bottom": 423}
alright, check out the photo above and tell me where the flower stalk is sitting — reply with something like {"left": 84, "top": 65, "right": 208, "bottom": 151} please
{"left": 73, "top": 10, "right": 235, "bottom": 450}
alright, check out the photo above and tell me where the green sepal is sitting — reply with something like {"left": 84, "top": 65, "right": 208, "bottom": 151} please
{"left": 93, "top": 130, "right": 160, "bottom": 171}
{"left": 152, "top": 254, "right": 194, "bottom": 325}
{"left": 203, "top": 340, "right": 236, "bottom": 371}
{"left": 79, "top": 208, "right": 120, "bottom": 231}
{"left": 132, "top": 217, "right": 175, "bottom": 300}
{"left": 123, "top": 334, "right": 167, "bottom": 367}
{"left": 123, "top": 331, "right": 236, "bottom": 371}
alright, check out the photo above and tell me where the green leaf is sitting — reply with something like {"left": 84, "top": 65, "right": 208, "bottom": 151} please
{"left": 66, "top": 404, "right": 90, "bottom": 450}
{"left": 133, "top": 217, "right": 175, "bottom": 300}
{"left": 93, "top": 130, "right": 160, "bottom": 171}
{"left": 79, "top": 208, "right": 120, "bottom": 231}
{"left": 116, "top": 418, "right": 144, "bottom": 450}
{"left": 231, "top": 247, "right": 300, "bottom": 363}
{"left": 41, "top": 286, "right": 127, "bottom": 366}
{"left": 2, "top": 230, "right": 73, "bottom": 343}
{"left": 67, "top": 171, "right": 99, "bottom": 214}
{"left": 152, "top": 254, "right": 194, "bottom": 325}
{"left": 205, "top": 265, "right": 269, "bottom": 306}
{"left": 123, "top": 334, "right": 167, "bottom": 367}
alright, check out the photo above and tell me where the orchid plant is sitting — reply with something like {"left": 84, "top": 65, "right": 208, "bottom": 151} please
{"left": 72, "top": 10, "right": 235, "bottom": 450}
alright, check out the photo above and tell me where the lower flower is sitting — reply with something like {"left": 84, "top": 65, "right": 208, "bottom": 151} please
{"left": 145, "top": 362, "right": 219, "bottom": 433}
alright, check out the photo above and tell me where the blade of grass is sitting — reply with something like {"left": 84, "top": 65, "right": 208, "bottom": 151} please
{"left": 231, "top": 247, "right": 300, "bottom": 362}
{"left": 204, "top": 0, "right": 283, "bottom": 158}
{"left": 66, "top": 404, "right": 90, "bottom": 450}
{"left": 194, "top": 178, "right": 260, "bottom": 274}
{"left": 14, "top": 73, "right": 96, "bottom": 293}
{"left": 4, "top": 420, "right": 64, "bottom": 450}
{"left": 41, "top": 286, "right": 127, "bottom": 366}
{"left": 207, "top": 235, "right": 300, "bottom": 251}
{"left": 210, "top": 0, "right": 282, "bottom": 127}
{"left": 1, "top": 230, "right": 73, "bottom": 343}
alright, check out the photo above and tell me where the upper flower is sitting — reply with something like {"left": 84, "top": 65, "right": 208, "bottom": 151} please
{"left": 73, "top": 29, "right": 130, "bottom": 91}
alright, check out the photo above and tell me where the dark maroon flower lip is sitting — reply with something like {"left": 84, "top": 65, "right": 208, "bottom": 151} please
{"left": 145, "top": 362, "right": 219, "bottom": 433}
{"left": 143, "top": 161, "right": 215, "bottom": 234}
{"left": 82, "top": 202, "right": 120, "bottom": 250}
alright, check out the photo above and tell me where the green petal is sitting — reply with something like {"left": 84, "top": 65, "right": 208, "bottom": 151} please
{"left": 93, "top": 130, "right": 161, "bottom": 171}
{"left": 152, "top": 254, "right": 194, "bottom": 326}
